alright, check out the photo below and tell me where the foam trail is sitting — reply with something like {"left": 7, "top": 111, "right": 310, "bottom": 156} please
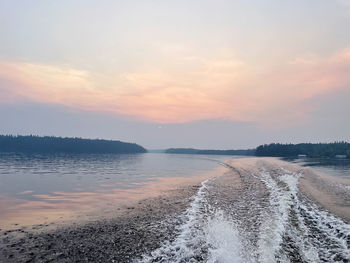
{"left": 138, "top": 180, "right": 209, "bottom": 262}
{"left": 206, "top": 212, "right": 254, "bottom": 263}
{"left": 138, "top": 180, "right": 253, "bottom": 263}
{"left": 139, "top": 162, "right": 350, "bottom": 263}
{"left": 255, "top": 168, "right": 293, "bottom": 263}
{"left": 255, "top": 164, "right": 350, "bottom": 262}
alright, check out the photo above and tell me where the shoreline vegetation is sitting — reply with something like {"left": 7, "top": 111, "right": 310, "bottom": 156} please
{"left": 0, "top": 135, "right": 147, "bottom": 154}
{"left": 255, "top": 142, "right": 350, "bottom": 158}
{"left": 166, "top": 142, "right": 350, "bottom": 159}
{"left": 0, "top": 135, "right": 349, "bottom": 159}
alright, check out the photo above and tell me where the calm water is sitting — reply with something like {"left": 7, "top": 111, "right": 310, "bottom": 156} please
{"left": 1, "top": 154, "right": 350, "bottom": 261}
{"left": 0, "top": 153, "right": 232, "bottom": 228}
{"left": 0, "top": 153, "right": 233, "bottom": 197}
{"left": 286, "top": 157, "right": 350, "bottom": 179}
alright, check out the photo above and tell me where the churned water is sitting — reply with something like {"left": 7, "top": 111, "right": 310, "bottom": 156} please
{"left": 138, "top": 160, "right": 350, "bottom": 263}
{"left": 1, "top": 153, "right": 349, "bottom": 262}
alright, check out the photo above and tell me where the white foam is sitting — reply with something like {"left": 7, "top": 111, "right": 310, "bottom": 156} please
{"left": 255, "top": 165, "right": 350, "bottom": 262}
{"left": 297, "top": 198, "right": 350, "bottom": 261}
{"left": 139, "top": 180, "right": 253, "bottom": 263}
{"left": 256, "top": 170, "right": 291, "bottom": 263}
{"left": 280, "top": 173, "right": 320, "bottom": 263}
{"left": 138, "top": 180, "right": 209, "bottom": 262}
{"left": 139, "top": 165, "right": 350, "bottom": 263}
{"left": 206, "top": 211, "right": 254, "bottom": 263}
{"left": 280, "top": 171, "right": 350, "bottom": 262}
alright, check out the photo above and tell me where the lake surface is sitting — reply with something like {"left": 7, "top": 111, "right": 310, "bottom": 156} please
{"left": 138, "top": 158, "right": 350, "bottom": 262}
{"left": 285, "top": 157, "right": 350, "bottom": 179}
{"left": 0, "top": 153, "right": 232, "bottom": 229}
{"left": 1, "top": 154, "right": 350, "bottom": 262}
{"left": 1, "top": 154, "right": 349, "bottom": 229}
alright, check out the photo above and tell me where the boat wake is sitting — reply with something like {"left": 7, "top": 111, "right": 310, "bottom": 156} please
{"left": 139, "top": 180, "right": 255, "bottom": 263}
{"left": 138, "top": 161, "right": 350, "bottom": 263}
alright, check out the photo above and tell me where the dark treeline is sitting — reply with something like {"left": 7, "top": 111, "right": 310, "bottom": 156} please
{"left": 0, "top": 135, "right": 147, "bottom": 154}
{"left": 165, "top": 148, "right": 255, "bottom": 156}
{"left": 166, "top": 142, "right": 350, "bottom": 158}
{"left": 255, "top": 142, "right": 350, "bottom": 158}
{"left": 2, "top": 135, "right": 349, "bottom": 158}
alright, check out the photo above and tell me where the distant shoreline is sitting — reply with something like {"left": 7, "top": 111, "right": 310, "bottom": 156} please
{"left": 165, "top": 148, "right": 255, "bottom": 156}
{"left": 0, "top": 135, "right": 147, "bottom": 154}
{"left": 165, "top": 142, "right": 350, "bottom": 159}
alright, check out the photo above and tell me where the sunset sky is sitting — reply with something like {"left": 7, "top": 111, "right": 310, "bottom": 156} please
{"left": 1, "top": 0, "right": 350, "bottom": 149}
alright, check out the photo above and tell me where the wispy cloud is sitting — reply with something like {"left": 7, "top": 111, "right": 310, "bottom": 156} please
{"left": 1, "top": 47, "right": 349, "bottom": 125}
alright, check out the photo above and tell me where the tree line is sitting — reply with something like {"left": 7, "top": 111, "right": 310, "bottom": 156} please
{"left": 1, "top": 135, "right": 349, "bottom": 158}
{"left": 0, "top": 135, "right": 147, "bottom": 154}
{"left": 255, "top": 142, "right": 350, "bottom": 158}
{"left": 166, "top": 142, "right": 350, "bottom": 158}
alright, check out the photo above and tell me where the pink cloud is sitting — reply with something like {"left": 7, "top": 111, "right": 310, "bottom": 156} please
{"left": 0, "top": 47, "right": 349, "bottom": 125}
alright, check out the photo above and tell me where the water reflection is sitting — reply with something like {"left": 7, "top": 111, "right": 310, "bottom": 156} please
{"left": 284, "top": 157, "right": 350, "bottom": 179}
{"left": 0, "top": 153, "right": 231, "bottom": 229}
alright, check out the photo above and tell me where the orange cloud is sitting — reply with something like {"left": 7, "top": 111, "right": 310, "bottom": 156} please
{"left": 0, "top": 47, "right": 349, "bottom": 124}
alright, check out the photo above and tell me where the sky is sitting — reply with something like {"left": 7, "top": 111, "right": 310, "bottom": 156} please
{"left": 0, "top": 0, "right": 350, "bottom": 149}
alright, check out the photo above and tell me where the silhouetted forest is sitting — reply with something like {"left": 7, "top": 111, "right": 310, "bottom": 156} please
{"left": 0, "top": 135, "right": 147, "bottom": 154}
{"left": 255, "top": 142, "right": 350, "bottom": 158}
{"left": 165, "top": 148, "right": 255, "bottom": 156}
{"left": 166, "top": 142, "right": 350, "bottom": 158}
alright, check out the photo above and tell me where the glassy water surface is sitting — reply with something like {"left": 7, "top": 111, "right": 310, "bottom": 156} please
{"left": 0, "top": 153, "right": 233, "bottom": 196}
{"left": 0, "top": 153, "right": 232, "bottom": 228}
{"left": 286, "top": 157, "right": 350, "bottom": 179}
{"left": 1, "top": 153, "right": 349, "bottom": 230}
